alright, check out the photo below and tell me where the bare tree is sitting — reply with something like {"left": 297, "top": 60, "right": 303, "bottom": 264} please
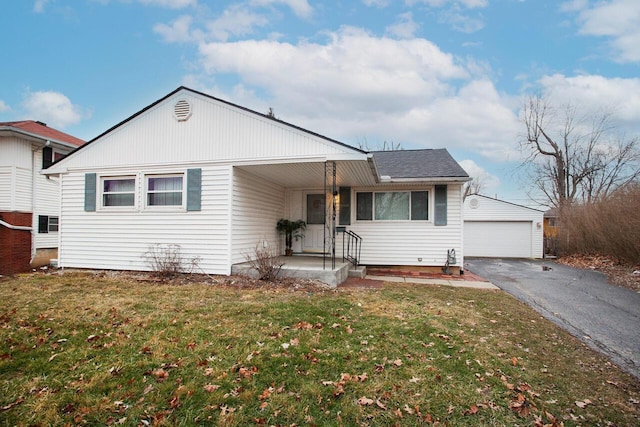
{"left": 520, "top": 95, "right": 640, "bottom": 207}
{"left": 463, "top": 175, "right": 484, "bottom": 199}
{"left": 357, "top": 138, "right": 403, "bottom": 151}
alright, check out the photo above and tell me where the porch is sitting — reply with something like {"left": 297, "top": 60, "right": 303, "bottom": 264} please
{"left": 231, "top": 255, "right": 365, "bottom": 288}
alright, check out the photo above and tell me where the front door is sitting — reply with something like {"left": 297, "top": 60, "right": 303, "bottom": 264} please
{"left": 303, "top": 193, "right": 326, "bottom": 252}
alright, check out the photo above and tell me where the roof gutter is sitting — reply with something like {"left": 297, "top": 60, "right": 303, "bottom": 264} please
{"left": 378, "top": 176, "right": 472, "bottom": 183}
{"left": 0, "top": 219, "right": 32, "bottom": 231}
{"left": 366, "top": 153, "right": 381, "bottom": 184}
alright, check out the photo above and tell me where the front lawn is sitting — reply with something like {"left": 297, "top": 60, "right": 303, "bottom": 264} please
{"left": 1, "top": 272, "right": 638, "bottom": 426}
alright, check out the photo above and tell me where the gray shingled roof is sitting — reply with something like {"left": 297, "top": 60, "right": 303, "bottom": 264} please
{"left": 372, "top": 149, "right": 469, "bottom": 179}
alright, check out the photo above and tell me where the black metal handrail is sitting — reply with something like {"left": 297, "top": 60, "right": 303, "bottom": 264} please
{"left": 343, "top": 230, "right": 362, "bottom": 267}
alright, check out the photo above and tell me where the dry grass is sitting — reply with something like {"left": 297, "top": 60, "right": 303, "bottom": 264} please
{"left": 558, "top": 183, "right": 640, "bottom": 264}
{"left": 1, "top": 271, "right": 639, "bottom": 426}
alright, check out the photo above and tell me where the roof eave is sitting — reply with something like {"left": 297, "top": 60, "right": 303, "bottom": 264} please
{"left": 0, "top": 126, "right": 80, "bottom": 149}
{"left": 379, "top": 176, "right": 471, "bottom": 183}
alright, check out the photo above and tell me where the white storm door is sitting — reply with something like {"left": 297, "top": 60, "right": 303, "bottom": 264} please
{"left": 303, "top": 193, "right": 327, "bottom": 252}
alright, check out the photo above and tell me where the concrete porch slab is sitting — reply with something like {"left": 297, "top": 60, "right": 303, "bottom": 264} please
{"left": 232, "top": 256, "right": 351, "bottom": 288}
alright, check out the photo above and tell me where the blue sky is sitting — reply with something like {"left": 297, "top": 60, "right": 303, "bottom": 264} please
{"left": 2, "top": 0, "right": 639, "bottom": 206}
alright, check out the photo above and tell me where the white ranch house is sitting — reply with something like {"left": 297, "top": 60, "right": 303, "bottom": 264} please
{"left": 46, "top": 87, "right": 470, "bottom": 285}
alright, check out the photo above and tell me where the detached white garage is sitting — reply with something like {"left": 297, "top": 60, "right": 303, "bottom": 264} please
{"left": 463, "top": 195, "right": 544, "bottom": 258}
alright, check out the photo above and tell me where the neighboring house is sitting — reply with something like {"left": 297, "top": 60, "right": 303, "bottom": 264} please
{"left": 463, "top": 194, "right": 544, "bottom": 259}
{"left": 543, "top": 207, "right": 559, "bottom": 238}
{"left": 543, "top": 207, "right": 559, "bottom": 256}
{"left": 0, "top": 121, "right": 85, "bottom": 275}
{"left": 45, "top": 87, "right": 469, "bottom": 282}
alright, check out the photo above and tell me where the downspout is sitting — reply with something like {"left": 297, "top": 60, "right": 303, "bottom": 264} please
{"left": 0, "top": 220, "right": 32, "bottom": 231}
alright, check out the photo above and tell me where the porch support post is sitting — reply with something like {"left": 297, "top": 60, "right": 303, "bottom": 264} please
{"left": 322, "top": 161, "right": 338, "bottom": 270}
{"left": 323, "top": 162, "right": 326, "bottom": 270}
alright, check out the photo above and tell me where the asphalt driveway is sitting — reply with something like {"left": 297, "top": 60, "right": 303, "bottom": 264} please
{"left": 465, "top": 258, "right": 640, "bottom": 380}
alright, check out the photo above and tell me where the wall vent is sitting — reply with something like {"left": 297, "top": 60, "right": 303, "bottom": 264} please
{"left": 173, "top": 99, "right": 192, "bottom": 121}
{"left": 469, "top": 197, "right": 479, "bottom": 209}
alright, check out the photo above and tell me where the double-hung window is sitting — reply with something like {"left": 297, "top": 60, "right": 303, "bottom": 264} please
{"left": 102, "top": 177, "right": 136, "bottom": 208}
{"left": 38, "top": 215, "right": 59, "bottom": 233}
{"left": 146, "top": 174, "right": 184, "bottom": 207}
{"left": 356, "top": 191, "right": 429, "bottom": 221}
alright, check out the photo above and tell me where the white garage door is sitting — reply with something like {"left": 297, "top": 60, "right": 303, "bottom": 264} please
{"left": 464, "top": 221, "right": 532, "bottom": 258}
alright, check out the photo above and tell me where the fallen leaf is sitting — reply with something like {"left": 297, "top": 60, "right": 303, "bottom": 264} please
{"left": 463, "top": 405, "right": 479, "bottom": 415}
{"left": 203, "top": 384, "right": 220, "bottom": 393}
{"left": 0, "top": 397, "right": 24, "bottom": 411}
{"left": 258, "top": 387, "right": 273, "bottom": 400}
{"left": 294, "top": 321, "right": 313, "bottom": 330}
{"left": 357, "top": 396, "right": 374, "bottom": 406}
{"left": 575, "top": 399, "right": 592, "bottom": 409}
{"left": 152, "top": 369, "right": 169, "bottom": 382}
{"left": 375, "top": 400, "right": 387, "bottom": 410}
{"left": 393, "top": 359, "right": 403, "bottom": 367}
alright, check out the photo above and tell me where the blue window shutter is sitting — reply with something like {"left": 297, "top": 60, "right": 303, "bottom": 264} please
{"left": 434, "top": 185, "right": 447, "bottom": 226}
{"left": 84, "top": 173, "right": 96, "bottom": 212}
{"left": 186, "top": 168, "right": 202, "bottom": 211}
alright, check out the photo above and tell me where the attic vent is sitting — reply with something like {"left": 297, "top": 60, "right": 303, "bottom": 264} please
{"left": 469, "top": 198, "right": 479, "bottom": 209}
{"left": 173, "top": 99, "right": 192, "bottom": 121}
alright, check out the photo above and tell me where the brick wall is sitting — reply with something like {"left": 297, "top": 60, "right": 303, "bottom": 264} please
{"left": 0, "top": 211, "right": 33, "bottom": 275}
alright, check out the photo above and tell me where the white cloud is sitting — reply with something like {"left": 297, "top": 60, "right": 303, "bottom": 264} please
{"left": 566, "top": 0, "right": 640, "bottom": 63}
{"left": 438, "top": 8, "right": 484, "bottom": 33}
{"left": 363, "top": 0, "right": 389, "bottom": 7}
{"left": 21, "top": 90, "right": 88, "bottom": 128}
{"left": 33, "top": 0, "right": 50, "bottom": 13}
{"left": 138, "top": 0, "right": 197, "bottom": 8}
{"left": 386, "top": 12, "right": 419, "bottom": 39}
{"left": 196, "top": 27, "right": 521, "bottom": 160}
{"left": 458, "top": 159, "right": 501, "bottom": 193}
{"left": 0, "top": 100, "right": 10, "bottom": 113}
{"left": 559, "top": 0, "right": 588, "bottom": 13}
{"left": 249, "top": 0, "right": 313, "bottom": 18}
{"left": 538, "top": 73, "right": 640, "bottom": 127}
{"left": 154, "top": 15, "right": 195, "bottom": 43}
{"left": 406, "top": 0, "right": 488, "bottom": 9}
{"left": 205, "top": 4, "right": 269, "bottom": 41}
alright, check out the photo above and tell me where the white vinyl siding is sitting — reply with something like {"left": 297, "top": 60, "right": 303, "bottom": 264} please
{"left": 59, "top": 165, "right": 231, "bottom": 274}
{"left": 0, "top": 167, "right": 13, "bottom": 210}
{"left": 286, "top": 184, "right": 463, "bottom": 267}
{"left": 49, "top": 91, "right": 362, "bottom": 174}
{"left": 463, "top": 195, "right": 543, "bottom": 259}
{"left": 231, "top": 167, "right": 285, "bottom": 264}
{"left": 33, "top": 148, "right": 75, "bottom": 250}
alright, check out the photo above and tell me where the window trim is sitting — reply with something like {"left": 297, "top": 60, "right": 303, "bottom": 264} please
{"left": 355, "top": 190, "right": 431, "bottom": 222}
{"left": 99, "top": 175, "right": 137, "bottom": 210}
{"left": 144, "top": 173, "right": 186, "bottom": 210}
{"left": 38, "top": 215, "right": 59, "bottom": 233}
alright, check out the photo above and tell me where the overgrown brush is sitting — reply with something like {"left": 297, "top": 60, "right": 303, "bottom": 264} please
{"left": 557, "top": 183, "right": 640, "bottom": 264}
